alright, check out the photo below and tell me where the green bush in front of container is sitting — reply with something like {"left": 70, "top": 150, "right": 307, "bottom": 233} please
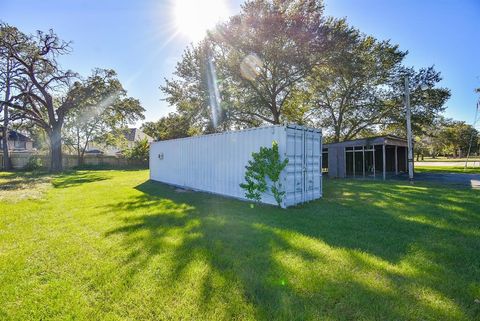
{"left": 240, "top": 141, "right": 288, "bottom": 207}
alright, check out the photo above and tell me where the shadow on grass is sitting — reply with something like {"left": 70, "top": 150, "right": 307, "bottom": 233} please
{"left": 52, "top": 171, "right": 110, "bottom": 188}
{"left": 0, "top": 172, "right": 50, "bottom": 190}
{"left": 0, "top": 171, "right": 53, "bottom": 202}
{"left": 101, "top": 179, "right": 480, "bottom": 320}
{"left": 71, "top": 164, "right": 148, "bottom": 171}
{"left": 0, "top": 170, "right": 112, "bottom": 190}
{"left": 0, "top": 169, "right": 50, "bottom": 180}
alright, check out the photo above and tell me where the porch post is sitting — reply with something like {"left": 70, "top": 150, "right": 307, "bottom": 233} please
{"left": 395, "top": 145, "right": 398, "bottom": 175}
{"left": 372, "top": 146, "right": 376, "bottom": 178}
{"left": 382, "top": 144, "right": 386, "bottom": 180}
{"left": 405, "top": 146, "right": 408, "bottom": 172}
{"left": 362, "top": 146, "right": 365, "bottom": 177}
{"left": 353, "top": 148, "right": 356, "bottom": 177}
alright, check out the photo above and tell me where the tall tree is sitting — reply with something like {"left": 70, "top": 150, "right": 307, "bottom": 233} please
{"left": 309, "top": 20, "right": 450, "bottom": 142}
{"left": 161, "top": 0, "right": 329, "bottom": 131}
{"left": 409, "top": 116, "right": 449, "bottom": 159}
{"left": 63, "top": 69, "right": 145, "bottom": 164}
{"left": 162, "top": 0, "right": 450, "bottom": 141}
{"left": 439, "top": 120, "right": 479, "bottom": 157}
{"left": 0, "top": 26, "right": 77, "bottom": 171}
{"left": 0, "top": 50, "right": 12, "bottom": 170}
{"left": 161, "top": 44, "right": 222, "bottom": 133}
{"left": 212, "top": 0, "right": 327, "bottom": 124}
{"left": 141, "top": 112, "right": 196, "bottom": 141}
{"left": 384, "top": 67, "right": 451, "bottom": 137}
{"left": 0, "top": 23, "right": 22, "bottom": 170}
{"left": 1, "top": 57, "right": 12, "bottom": 169}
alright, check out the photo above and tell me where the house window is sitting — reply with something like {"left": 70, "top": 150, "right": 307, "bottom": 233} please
{"left": 14, "top": 140, "right": 26, "bottom": 149}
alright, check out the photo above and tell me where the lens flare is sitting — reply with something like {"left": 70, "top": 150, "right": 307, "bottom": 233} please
{"left": 75, "top": 91, "right": 121, "bottom": 125}
{"left": 206, "top": 53, "right": 221, "bottom": 128}
{"left": 240, "top": 54, "right": 263, "bottom": 81}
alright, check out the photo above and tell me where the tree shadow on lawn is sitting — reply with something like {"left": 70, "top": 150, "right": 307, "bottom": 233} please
{"left": 0, "top": 170, "right": 112, "bottom": 189}
{"left": 101, "top": 179, "right": 480, "bottom": 321}
{"left": 52, "top": 171, "right": 110, "bottom": 188}
{"left": 0, "top": 171, "right": 51, "bottom": 190}
{"left": 0, "top": 171, "right": 53, "bottom": 202}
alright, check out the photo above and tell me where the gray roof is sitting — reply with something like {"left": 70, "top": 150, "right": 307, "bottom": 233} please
{"left": 324, "top": 135, "right": 407, "bottom": 148}
{"left": 123, "top": 128, "right": 153, "bottom": 142}
{"left": 0, "top": 128, "right": 32, "bottom": 142}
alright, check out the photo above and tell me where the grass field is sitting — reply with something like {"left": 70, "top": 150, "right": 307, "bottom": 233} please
{"left": 417, "top": 157, "right": 480, "bottom": 163}
{"left": 1, "top": 170, "right": 479, "bottom": 320}
{"left": 415, "top": 165, "right": 480, "bottom": 174}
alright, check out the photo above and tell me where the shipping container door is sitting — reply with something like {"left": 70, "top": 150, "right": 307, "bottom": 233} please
{"left": 285, "top": 127, "right": 305, "bottom": 206}
{"left": 304, "top": 130, "right": 313, "bottom": 202}
{"left": 304, "top": 130, "right": 321, "bottom": 201}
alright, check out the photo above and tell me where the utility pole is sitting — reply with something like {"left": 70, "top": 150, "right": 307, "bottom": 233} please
{"left": 405, "top": 77, "right": 414, "bottom": 183}
{"left": 464, "top": 100, "right": 479, "bottom": 170}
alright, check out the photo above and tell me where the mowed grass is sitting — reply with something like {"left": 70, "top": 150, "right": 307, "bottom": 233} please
{"left": 0, "top": 170, "right": 479, "bottom": 321}
{"left": 0, "top": 171, "right": 52, "bottom": 202}
{"left": 418, "top": 157, "right": 480, "bottom": 162}
{"left": 415, "top": 165, "right": 480, "bottom": 174}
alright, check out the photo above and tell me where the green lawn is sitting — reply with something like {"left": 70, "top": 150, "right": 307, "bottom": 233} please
{"left": 1, "top": 170, "right": 479, "bottom": 321}
{"left": 418, "top": 157, "right": 480, "bottom": 162}
{"left": 415, "top": 165, "right": 480, "bottom": 174}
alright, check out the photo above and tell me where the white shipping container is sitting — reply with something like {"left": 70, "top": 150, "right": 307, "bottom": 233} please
{"left": 149, "top": 124, "right": 322, "bottom": 207}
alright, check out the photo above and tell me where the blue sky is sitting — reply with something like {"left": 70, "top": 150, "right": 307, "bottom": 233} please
{"left": 2, "top": 0, "right": 480, "bottom": 126}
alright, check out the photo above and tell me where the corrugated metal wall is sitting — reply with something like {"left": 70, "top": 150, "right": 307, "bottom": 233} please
{"left": 150, "top": 125, "right": 322, "bottom": 207}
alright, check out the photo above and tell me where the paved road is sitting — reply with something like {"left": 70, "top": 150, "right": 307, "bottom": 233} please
{"left": 412, "top": 172, "right": 480, "bottom": 189}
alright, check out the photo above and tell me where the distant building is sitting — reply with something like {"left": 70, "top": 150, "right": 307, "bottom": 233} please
{"left": 323, "top": 135, "right": 408, "bottom": 180}
{"left": 86, "top": 128, "right": 154, "bottom": 156}
{"left": 0, "top": 128, "right": 34, "bottom": 152}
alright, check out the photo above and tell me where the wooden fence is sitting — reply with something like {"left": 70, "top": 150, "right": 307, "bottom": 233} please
{"left": 0, "top": 152, "right": 147, "bottom": 170}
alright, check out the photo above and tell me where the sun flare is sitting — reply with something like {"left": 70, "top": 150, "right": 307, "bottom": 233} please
{"left": 173, "top": 0, "right": 230, "bottom": 41}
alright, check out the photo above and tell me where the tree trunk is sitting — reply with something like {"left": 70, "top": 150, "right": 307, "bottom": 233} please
{"left": 273, "top": 114, "right": 280, "bottom": 124}
{"left": 333, "top": 127, "right": 341, "bottom": 143}
{"left": 76, "top": 127, "right": 84, "bottom": 166}
{"left": 2, "top": 58, "right": 11, "bottom": 170}
{"left": 76, "top": 149, "right": 84, "bottom": 166}
{"left": 49, "top": 124, "right": 63, "bottom": 172}
{"left": 2, "top": 124, "right": 10, "bottom": 170}
{"left": 78, "top": 152, "right": 84, "bottom": 166}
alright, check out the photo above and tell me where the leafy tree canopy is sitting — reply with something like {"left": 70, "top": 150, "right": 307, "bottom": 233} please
{"left": 63, "top": 69, "right": 145, "bottom": 163}
{"left": 160, "top": 0, "right": 450, "bottom": 144}
{"left": 0, "top": 22, "right": 77, "bottom": 171}
{"left": 141, "top": 112, "right": 199, "bottom": 141}
{"left": 161, "top": 0, "right": 330, "bottom": 130}
{"left": 124, "top": 138, "right": 150, "bottom": 162}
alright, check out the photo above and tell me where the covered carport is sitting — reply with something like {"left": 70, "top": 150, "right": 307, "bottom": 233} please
{"left": 323, "top": 135, "right": 408, "bottom": 180}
